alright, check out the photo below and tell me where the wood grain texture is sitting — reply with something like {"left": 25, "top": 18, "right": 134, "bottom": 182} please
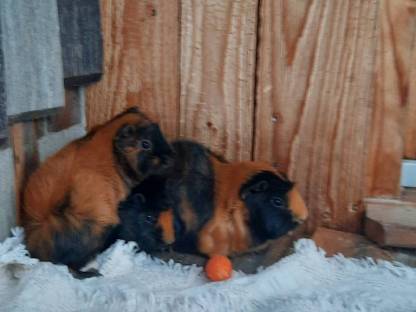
{"left": 85, "top": 0, "right": 179, "bottom": 138}
{"left": 180, "top": 0, "right": 258, "bottom": 161}
{"left": 10, "top": 122, "right": 40, "bottom": 225}
{"left": 366, "top": 0, "right": 416, "bottom": 196}
{"left": 254, "top": 0, "right": 379, "bottom": 232}
{"left": 404, "top": 31, "right": 416, "bottom": 159}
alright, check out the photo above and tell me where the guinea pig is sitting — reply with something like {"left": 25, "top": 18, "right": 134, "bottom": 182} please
{"left": 117, "top": 140, "right": 308, "bottom": 258}
{"left": 23, "top": 107, "right": 173, "bottom": 278}
{"left": 117, "top": 175, "right": 172, "bottom": 253}
{"left": 240, "top": 171, "right": 297, "bottom": 245}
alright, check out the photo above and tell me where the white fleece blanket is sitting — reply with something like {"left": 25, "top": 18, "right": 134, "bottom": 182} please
{"left": 0, "top": 228, "right": 415, "bottom": 312}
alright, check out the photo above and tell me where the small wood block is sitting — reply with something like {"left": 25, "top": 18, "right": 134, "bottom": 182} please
{"left": 401, "top": 188, "right": 416, "bottom": 203}
{"left": 312, "top": 227, "right": 393, "bottom": 261}
{"left": 47, "top": 87, "right": 82, "bottom": 132}
{"left": 1, "top": 0, "right": 64, "bottom": 117}
{"left": 364, "top": 198, "right": 416, "bottom": 248}
{"left": 57, "top": 0, "right": 103, "bottom": 86}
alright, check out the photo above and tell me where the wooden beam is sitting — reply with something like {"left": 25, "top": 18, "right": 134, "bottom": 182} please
{"left": 57, "top": 0, "right": 103, "bottom": 86}
{"left": 179, "top": 0, "right": 258, "bottom": 161}
{"left": 86, "top": 0, "right": 180, "bottom": 139}
{"left": 254, "top": 0, "right": 379, "bottom": 232}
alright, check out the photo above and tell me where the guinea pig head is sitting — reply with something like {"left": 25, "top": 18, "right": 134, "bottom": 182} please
{"left": 240, "top": 171, "right": 308, "bottom": 242}
{"left": 113, "top": 108, "right": 174, "bottom": 183}
{"left": 118, "top": 191, "right": 171, "bottom": 253}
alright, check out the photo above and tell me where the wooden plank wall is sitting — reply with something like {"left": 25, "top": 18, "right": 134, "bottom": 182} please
{"left": 86, "top": 0, "right": 416, "bottom": 233}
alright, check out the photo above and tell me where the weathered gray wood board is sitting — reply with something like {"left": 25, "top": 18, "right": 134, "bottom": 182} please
{"left": 0, "top": 20, "right": 6, "bottom": 139}
{"left": 0, "top": 148, "right": 16, "bottom": 240}
{"left": 57, "top": 0, "right": 103, "bottom": 86}
{"left": 0, "top": 0, "right": 64, "bottom": 117}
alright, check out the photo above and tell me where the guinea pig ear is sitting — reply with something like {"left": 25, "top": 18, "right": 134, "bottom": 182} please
{"left": 134, "top": 193, "right": 146, "bottom": 204}
{"left": 253, "top": 180, "right": 269, "bottom": 192}
{"left": 279, "top": 179, "right": 295, "bottom": 192}
{"left": 119, "top": 124, "right": 135, "bottom": 138}
{"left": 114, "top": 124, "right": 137, "bottom": 151}
{"left": 124, "top": 106, "right": 140, "bottom": 114}
{"left": 240, "top": 180, "right": 269, "bottom": 200}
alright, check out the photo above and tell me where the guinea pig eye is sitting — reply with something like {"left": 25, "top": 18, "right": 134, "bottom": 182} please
{"left": 270, "top": 197, "right": 284, "bottom": 208}
{"left": 146, "top": 215, "right": 157, "bottom": 224}
{"left": 140, "top": 139, "right": 152, "bottom": 150}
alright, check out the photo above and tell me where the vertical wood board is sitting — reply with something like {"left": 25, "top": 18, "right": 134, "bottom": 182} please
{"left": 0, "top": 0, "right": 64, "bottom": 116}
{"left": 404, "top": 26, "right": 416, "bottom": 159}
{"left": 86, "top": 0, "right": 180, "bottom": 139}
{"left": 0, "top": 17, "right": 6, "bottom": 139}
{"left": 366, "top": 0, "right": 416, "bottom": 195}
{"left": 57, "top": 0, "right": 103, "bottom": 86}
{"left": 180, "top": 0, "right": 258, "bottom": 161}
{"left": 254, "top": 0, "right": 379, "bottom": 231}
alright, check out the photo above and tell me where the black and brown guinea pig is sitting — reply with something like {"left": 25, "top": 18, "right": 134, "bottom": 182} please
{"left": 23, "top": 107, "right": 173, "bottom": 278}
{"left": 117, "top": 140, "right": 308, "bottom": 258}
{"left": 117, "top": 175, "right": 171, "bottom": 253}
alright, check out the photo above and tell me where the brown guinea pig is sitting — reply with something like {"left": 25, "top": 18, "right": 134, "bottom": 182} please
{"left": 23, "top": 107, "right": 173, "bottom": 278}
